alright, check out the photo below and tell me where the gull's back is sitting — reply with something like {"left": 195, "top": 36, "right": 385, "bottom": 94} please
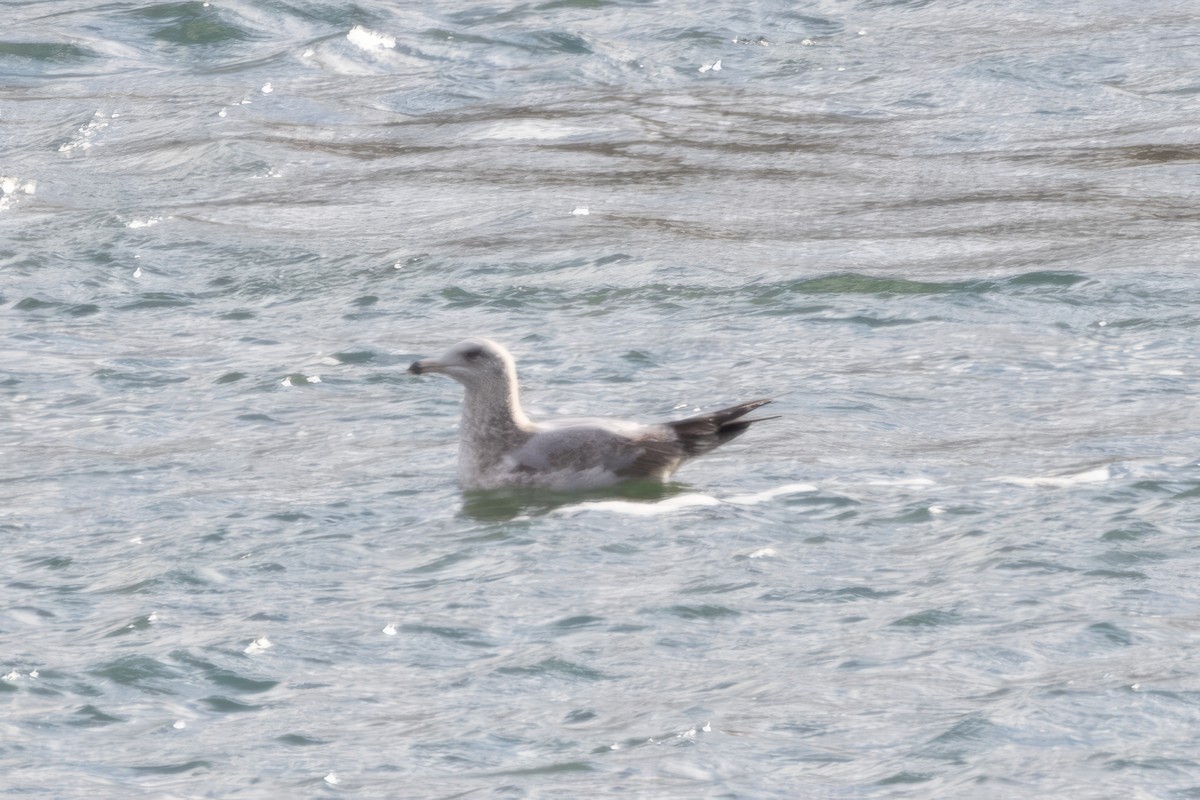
{"left": 505, "top": 398, "right": 776, "bottom": 488}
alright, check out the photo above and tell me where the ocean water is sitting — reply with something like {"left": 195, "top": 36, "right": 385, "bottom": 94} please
{"left": 4, "top": 0, "right": 1200, "bottom": 796}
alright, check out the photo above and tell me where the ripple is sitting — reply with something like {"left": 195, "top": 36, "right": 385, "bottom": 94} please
{"left": 876, "top": 770, "right": 934, "bottom": 786}
{"left": 494, "top": 657, "right": 608, "bottom": 681}
{"left": 276, "top": 733, "right": 328, "bottom": 746}
{"left": 401, "top": 623, "right": 494, "bottom": 648}
{"left": 551, "top": 615, "right": 605, "bottom": 629}
{"left": 117, "top": 292, "right": 195, "bottom": 310}
{"left": 200, "top": 695, "right": 263, "bottom": 713}
{"left": 70, "top": 705, "right": 125, "bottom": 727}
{"left": 14, "top": 297, "right": 58, "bottom": 311}
{"left": 132, "top": 2, "right": 252, "bottom": 46}
{"left": 663, "top": 604, "right": 741, "bottom": 620}
{"left": 490, "top": 760, "right": 595, "bottom": 776}
{"left": 93, "top": 368, "right": 189, "bottom": 388}
{"left": 1085, "top": 621, "right": 1134, "bottom": 647}
{"left": 130, "top": 759, "right": 214, "bottom": 774}
{"left": 91, "top": 655, "right": 180, "bottom": 693}
{"left": 913, "top": 714, "right": 1005, "bottom": 763}
{"left": 0, "top": 42, "right": 97, "bottom": 62}
{"left": 890, "top": 609, "right": 964, "bottom": 628}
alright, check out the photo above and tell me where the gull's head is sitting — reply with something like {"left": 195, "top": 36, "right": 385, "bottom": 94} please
{"left": 408, "top": 338, "right": 515, "bottom": 387}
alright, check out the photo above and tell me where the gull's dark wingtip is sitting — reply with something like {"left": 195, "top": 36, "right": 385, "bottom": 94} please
{"left": 667, "top": 398, "right": 778, "bottom": 456}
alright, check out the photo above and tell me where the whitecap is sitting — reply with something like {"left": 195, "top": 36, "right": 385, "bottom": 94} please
{"left": 0, "top": 177, "right": 36, "bottom": 212}
{"left": 244, "top": 636, "right": 272, "bottom": 654}
{"left": 347, "top": 25, "right": 396, "bottom": 51}
{"left": 58, "top": 111, "right": 110, "bottom": 154}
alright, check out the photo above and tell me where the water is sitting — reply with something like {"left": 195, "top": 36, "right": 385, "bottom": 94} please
{"left": 4, "top": 0, "right": 1200, "bottom": 796}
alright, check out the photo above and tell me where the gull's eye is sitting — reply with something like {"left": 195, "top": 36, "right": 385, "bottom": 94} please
{"left": 462, "top": 346, "right": 485, "bottom": 361}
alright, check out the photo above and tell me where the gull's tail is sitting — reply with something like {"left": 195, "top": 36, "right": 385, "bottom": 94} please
{"left": 667, "top": 398, "right": 778, "bottom": 457}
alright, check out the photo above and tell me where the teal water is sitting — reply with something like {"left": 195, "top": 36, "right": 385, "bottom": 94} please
{"left": 4, "top": 1, "right": 1200, "bottom": 797}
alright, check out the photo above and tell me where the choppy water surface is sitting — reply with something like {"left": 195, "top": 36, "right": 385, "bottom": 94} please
{"left": 4, "top": 0, "right": 1200, "bottom": 796}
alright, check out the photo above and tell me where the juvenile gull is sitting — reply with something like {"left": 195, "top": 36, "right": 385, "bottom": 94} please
{"left": 408, "top": 338, "right": 777, "bottom": 490}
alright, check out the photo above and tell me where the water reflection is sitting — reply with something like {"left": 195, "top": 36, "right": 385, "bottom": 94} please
{"left": 459, "top": 479, "right": 690, "bottom": 521}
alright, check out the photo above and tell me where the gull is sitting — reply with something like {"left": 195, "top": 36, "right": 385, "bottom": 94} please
{"left": 408, "top": 338, "right": 776, "bottom": 490}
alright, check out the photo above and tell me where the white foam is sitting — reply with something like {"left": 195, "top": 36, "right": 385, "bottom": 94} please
{"left": 347, "top": 25, "right": 396, "bottom": 51}
{"left": 58, "top": 111, "right": 110, "bottom": 154}
{"left": 306, "top": 49, "right": 375, "bottom": 76}
{"left": 863, "top": 476, "right": 937, "bottom": 488}
{"left": 563, "top": 493, "right": 722, "bottom": 516}
{"left": 993, "top": 465, "right": 1111, "bottom": 489}
{"left": 0, "top": 177, "right": 36, "bottom": 212}
{"left": 127, "top": 216, "right": 164, "bottom": 229}
{"left": 726, "top": 483, "right": 817, "bottom": 505}
{"left": 244, "top": 636, "right": 272, "bottom": 654}
{"left": 562, "top": 483, "right": 816, "bottom": 517}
